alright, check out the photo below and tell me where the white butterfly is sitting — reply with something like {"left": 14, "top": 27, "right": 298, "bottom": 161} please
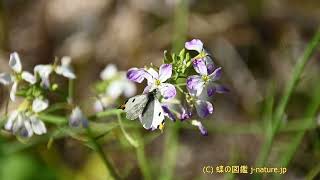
{"left": 120, "top": 91, "right": 165, "bottom": 130}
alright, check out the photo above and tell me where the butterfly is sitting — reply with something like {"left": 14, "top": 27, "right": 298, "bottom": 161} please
{"left": 119, "top": 90, "right": 165, "bottom": 131}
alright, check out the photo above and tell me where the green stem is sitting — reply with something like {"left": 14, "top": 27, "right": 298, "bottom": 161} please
{"left": 306, "top": 162, "right": 320, "bottom": 180}
{"left": 116, "top": 112, "right": 138, "bottom": 148}
{"left": 256, "top": 29, "right": 320, "bottom": 174}
{"left": 86, "top": 127, "right": 121, "bottom": 179}
{"left": 135, "top": 133, "right": 152, "bottom": 180}
{"left": 275, "top": 80, "right": 320, "bottom": 173}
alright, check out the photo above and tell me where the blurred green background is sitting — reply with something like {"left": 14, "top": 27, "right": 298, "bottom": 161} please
{"left": 0, "top": 0, "right": 320, "bottom": 179}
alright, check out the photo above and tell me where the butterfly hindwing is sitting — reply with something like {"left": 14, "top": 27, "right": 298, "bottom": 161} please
{"left": 140, "top": 97, "right": 164, "bottom": 130}
{"left": 124, "top": 94, "right": 149, "bottom": 120}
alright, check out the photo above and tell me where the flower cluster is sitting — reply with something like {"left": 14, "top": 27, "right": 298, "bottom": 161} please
{"left": 94, "top": 64, "right": 136, "bottom": 111}
{"left": 0, "top": 39, "right": 227, "bottom": 139}
{"left": 126, "top": 39, "right": 228, "bottom": 135}
{"left": 0, "top": 52, "right": 80, "bottom": 138}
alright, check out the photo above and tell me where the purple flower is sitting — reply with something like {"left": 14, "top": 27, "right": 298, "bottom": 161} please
{"left": 127, "top": 64, "right": 176, "bottom": 99}
{"left": 191, "top": 120, "right": 208, "bottom": 136}
{"left": 127, "top": 68, "right": 148, "bottom": 83}
{"left": 185, "top": 39, "right": 204, "bottom": 53}
{"left": 194, "top": 100, "right": 214, "bottom": 118}
{"left": 185, "top": 39, "right": 215, "bottom": 74}
{"left": 162, "top": 105, "right": 176, "bottom": 121}
{"left": 143, "top": 64, "right": 176, "bottom": 99}
{"left": 179, "top": 107, "right": 192, "bottom": 121}
{"left": 187, "top": 59, "right": 227, "bottom": 96}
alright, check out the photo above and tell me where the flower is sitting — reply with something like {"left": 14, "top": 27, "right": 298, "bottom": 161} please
{"left": 0, "top": 52, "right": 36, "bottom": 101}
{"left": 4, "top": 98, "right": 48, "bottom": 138}
{"left": 179, "top": 107, "right": 192, "bottom": 121}
{"left": 100, "top": 64, "right": 136, "bottom": 99}
{"left": 185, "top": 39, "right": 215, "bottom": 74}
{"left": 94, "top": 64, "right": 137, "bottom": 112}
{"left": 191, "top": 120, "right": 208, "bottom": 136}
{"left": 194, "top": 99, "right": 214, "bottom": 118}
{"left": 187, "top": 59, "right": 227, "bottom": 96}
{"left": 34, "top": 56, "right": 76, "bottom": 88}
{"left": 130, "top": 64, "right": 176, "bottom": 99}
{"left": 69, "top": 107, "right": 89, "bottom": 128}
{"left": 161, "top": 105, "right": 176, "bottom": 121}
{"left": 127, "top": 68, "right": 147, "bottom": 83}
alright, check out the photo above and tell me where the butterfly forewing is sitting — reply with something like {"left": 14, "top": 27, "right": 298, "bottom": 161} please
{"left": 124, "top": 94, "right": 149, "bottom": 120}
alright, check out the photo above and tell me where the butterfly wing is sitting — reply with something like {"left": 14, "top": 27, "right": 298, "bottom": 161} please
{"left": 140, "top": 98, "right": 164, "bottom": 130}
{"left": 123, "top": 94, "right": 149, "bottom": 120}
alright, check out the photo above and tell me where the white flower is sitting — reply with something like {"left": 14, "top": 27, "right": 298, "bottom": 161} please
{"left": 100, "top": 64, "right": 117, "bottom": 80}
{"left": 69, "top": 107, "right": 88, "bottom": 128}
{"left": 0, "top": 52, "right": 36, "bottom": 101}
{"left": 34, "top": 56, "right": 76, "bottom": 88}
{"left": 94, "top": 64, "right": 136, "bottom": 112}
{"left": 5, "top": 110, "right": 47, "bottom": 138}
{"left": 4, "top": 98, "right": 49, "bottom": 138}
{"left": 32, "top": 98, "right": 49, "bottom": 113}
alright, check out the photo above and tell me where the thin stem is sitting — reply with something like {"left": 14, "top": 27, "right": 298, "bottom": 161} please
{"left": 275, "top": 79, "right": 320, "bottom": 175}
{"left": 256, "top": 29, "right": 320, "bottom": 174}
{"left": 306, "top": 162, "right": 320, "bottom": 180}
{"left": 135, "top": 133, "right": 152, "bottom": 180}
{"left": 116, "top": 112, "right": 138, "bottom": 148}
{"left": 86, "top": 127, "right": 121, "bottom": 179}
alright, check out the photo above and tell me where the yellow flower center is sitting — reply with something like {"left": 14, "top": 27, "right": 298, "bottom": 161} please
{"left": 155, "top": 79, "right": 161, "bottom": 86}
{"left": 18, "top": 100, "right": 31, "bottom": 111}
{"left": 202, "top": 75, "right": 209, "bottom": 83}
{"left": 195, "top": 50, "right": 206, "bottom": 59}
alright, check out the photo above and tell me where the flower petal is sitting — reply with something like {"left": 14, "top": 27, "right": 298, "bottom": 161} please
{"left": 179, "top": 107, "right": 192, "bottom": 121}
{"left": 159, "top": 83, "right": 176, "bottom": 99}
{"left": 162, "top": 105, "right": 176, "bottom": 121}
{"left": 127, "top": 68, "right": 147, "bottom": 83}
{"left": 55, "top": 66, "right": 76, "bottom": 79}
{"left": 9, "top": 52, "right": 22, "bottom": 73}
{"left": 61, "top": 56, "right": 72, "bottom": 66}
{"left": 195, "top": 100, "right": 214, "bottom": 118}
{"left": 146, "top": 68, "right": 159, "bottom": 79}
{"left": 30, "top": 116, "right": 47, "bottom": 135}
{"left": 34, "top": 65, "right": 53, "bottom": 88}
{"left": 23, "top": 120, "right": 33, "bottom": 137}
{"left": 10, "top": 82, "right": 18, "bottom": 101}
{"left": 159, "top": 64, "right": 172, "bottom": 82}
{"left": 215, "top": 84, "right": 229, "bottom": 93}
{"left": 207, "top": 85, "right": 216, "bottom": 97}
{"left": 5, "top": 110, "right": 19, "bottom": 131}
{"left": 21, "top": 71, "right": 36, "bottom": 84}
{"left": 100, "top": 64, "right": 117, "bottom": 80}
{"left": 203, "top": 53, "right": 215, "bottom": 74}
{"left": 107, "top": 81, "right": 123, "bottom": 99}
{"left": 0, "top": 73, "right": 12, "bottom": 85}
{"left": 185, "top": 39, "right": 203, "bottom": 53}
{"left": 187, "top": 75, "right": 204, "bottom": 96}
{"left": 32, "top": 98, "right": 49, "bottom": 113}
{"left": 143, "top": 84, "right": 153, "bottom": 94}
{"left": 191, "top": 120, "right": 208, "bottom": 136}
{"left": 193, "top": 59, "right": 207, "bottom": 75}
{"left": 123, "top": 80, "right": 136, "bottom": 97}
{"left": 209, "top": 67, "right": 222, "bottom": 81}
{"left": 69, "top": 107, "right": 88, "bottom": 128}
{"left": 12, "top": 113, "right": 23, "bottom": 134}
